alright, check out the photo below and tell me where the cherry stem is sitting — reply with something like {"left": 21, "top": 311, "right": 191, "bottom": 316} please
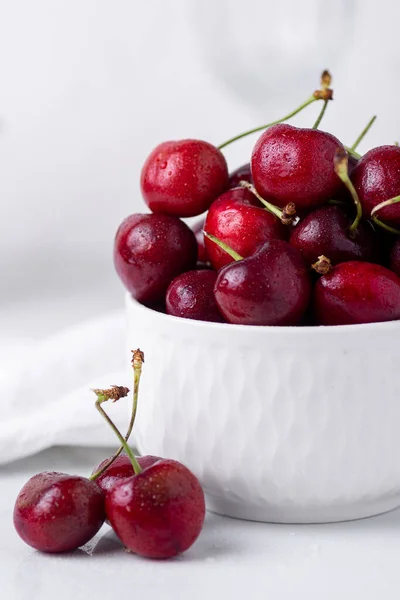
{"left": 203, "top": 231, "right": 243, "bottom": 261}
{"left": 90, "top": 350, "right": 144, "bottom": 481}
{"left": 312, "top": 100, "right": 328, "bottom": 130}
{"left": 344, "top": 146, "right": 361, "bottom": 159}
{"left": 218, "top": 95, "right": 318, "bottom": 150}
{"left": 312, "top": 255, "right": 333, "bottom": 275}
{"left": 333, "top": 148, "right": 362, "bottom": 233}
{"left": 350, "top": 115, "right": 377, "bottom": 152}
{"left": 94, "top": 394, "right": 142, "bottom": 475}
{"left": 371, "top": 195, "right": 400, "bottom": 235}
{"left": 239, "top": 181, "right": 296, "bottom": 224}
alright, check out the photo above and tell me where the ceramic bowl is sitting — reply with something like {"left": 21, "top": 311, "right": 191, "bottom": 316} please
{"left": 126, "top": 293, "right": 400, "bottom": 523}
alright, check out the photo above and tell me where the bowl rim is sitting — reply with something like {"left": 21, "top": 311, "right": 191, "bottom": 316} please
{"left": 126, "top": 292, "right": 400, "bottom": 336}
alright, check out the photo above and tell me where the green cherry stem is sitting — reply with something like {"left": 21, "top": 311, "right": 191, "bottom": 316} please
{"left": 371, "top": 195, "right": 400, "bottom": 235}
{"left": 344, "top": 146, "right": 361, "bottom": 159}
{"left": 350, "top": 115, "right": 377, "bottom": 152}
{"left": 203, "top": 231, "right": 243, "bottom": 261}
{"left": 90, "top": 349, "right": 144, "bottom": 481}
{"left": 93, "top": 390, "right": 142, "bottom": 476}
{"left": 312, "top": 100, "right": 328, "bottom": 130}
{"left": 239, "top": 181, "right": 297, "bottom": 225}
{"left": 334, "top": 148, "right": 362, "bottom": 233}
{"left": 218, "top": 95, "right": 318, "bottom": 150}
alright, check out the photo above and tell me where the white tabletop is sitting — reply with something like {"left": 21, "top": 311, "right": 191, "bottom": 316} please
{"left": 2, "top": 445, "right": 400, "bottom": 600}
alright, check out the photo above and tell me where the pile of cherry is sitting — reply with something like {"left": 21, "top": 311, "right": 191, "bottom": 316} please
{"left": 13, "top": 351, "right": 206, "bottom": 558}
{"left": 115, "top": 71, "right": 400, "bottom": 326}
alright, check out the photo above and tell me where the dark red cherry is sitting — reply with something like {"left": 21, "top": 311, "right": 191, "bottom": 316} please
{"left": 114, "top": 213, "right": 197, "bottom": 303}
{"left": 390, "top": 238, "right": 400, "bottom": 276}
{"left": 192, "top": 220, "right": 210, "bottom": 265}
{"left": 214, "top": 239, "right": 311, "bottom": 326}
{"left": 140, "top": 139, "right": 229, "bottom": 218}
{"left": 314, "top": 261, "right": 400, "bottom": 325}
{"left": 251, "top": 123, "right": 345, "bottom": 211}
{"left": 290, "top": 205, "right": 377, "bottom": 266}
{"left": 351, "top": 146, "right": 400, "bottom": 224}
{"left": 166, "top": 270, "right": 224, "bottom": 322}
{"left": 14, "top": 472, "right": 105, "bottom": 553}
{"left": 228, "top": 163, "right": 253, "bottom": 188}
{"left": 204, "top": 187, "right": 288, "bottom": 271}
{"left": 92, "top": 455, "right": 161, "bottom": 494}
{"left": 106, "top": 459, "right": 205, "bottom": 559}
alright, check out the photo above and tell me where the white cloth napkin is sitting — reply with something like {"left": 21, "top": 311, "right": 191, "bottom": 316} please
{"left": 0, "top": 310, "right": 132, "bottom": 465}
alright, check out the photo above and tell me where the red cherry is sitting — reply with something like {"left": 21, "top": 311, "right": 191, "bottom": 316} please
{"left": 192, "top": 220, "right": 210, "bottom": 265}
{"left": 166, "top": 270, "right": 224, "bottom": 322}
{"left": 114, "top": 213, "right": 197, "bottom": 303}
{"left": 351, "top": 146, "right": 400, "bottom": 224}
{"left": 13, "top": 472, "right": 105, "bottom": 553}
{"left": 106, "top": 459, "right": 205, "bottom": 559}
{"left": 204, "top": 187, "right": 288, "bottom": 271}
{"left": 92, "top": 455, "right": 160, "bottom": 494}
{"left": 390, "top": 238, "right": 400, "bottom": 276}
{"left": 140, "top": 140, "right": 229, "bottom": 218}
{"left": 314, "top": 261, "right": 400, "bottom": 325}
{"left": 214, "top": 239, "right": 311, "bottom": 326}
{"left": 228, "top": 163, "right": 253, "bottom": 189}
{"left": 251, "top": 123, "right": 345, "bottom": 211}
{"left": 290, "top": 205, "right": 377, "bottom": 266}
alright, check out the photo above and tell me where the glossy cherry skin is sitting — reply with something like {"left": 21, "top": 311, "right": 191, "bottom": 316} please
{"left": 166, "top": 270, "right": 224, "bottom": 322}
{"left": 314, "top": 261, "right": 400, "bottom": 325}
{"left": 106, "top": 459, "right": 206, "bottom": 559}
{"left": 13, "top": 472, "right": 105, "bottom": 553}
{"left": 390, "top": 238, "right": 400, "bottom": 276}
{"left": 92, "top": 455, "right": 161, "bottom": 494}
{"left": 141, "top": 139, "right": 229, "bottom": 218}
{"left": 204, "top": 187, "right": 288, "bottom": 271}
{"left": 290, "top": 205, "right": 377, "bottom": 266}
{"left": 114, "top": 213, "right": 197, "bottom": 303}
{"left": 251, "top": 123, "right": 345, "bottom": 211}
{"left": 351, "top": 146, "right": 400, "bottom": 224}
{"left": 192, "top": 220, "right": 210, "bottom": 265}
{"left": 228, "top": 163, "right": 253, "bottom": 188}
{"left": 214, "top": 239, "right": 311, "bottom": 326}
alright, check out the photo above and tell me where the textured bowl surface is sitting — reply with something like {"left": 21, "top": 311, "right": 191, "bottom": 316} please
{"left": 126, "top": 293, "right": 400, "bottom": 523}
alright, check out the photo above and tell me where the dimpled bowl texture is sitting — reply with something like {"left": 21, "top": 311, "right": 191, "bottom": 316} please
{"left": 126, "top": 293, "right": 400, "bottom": 524}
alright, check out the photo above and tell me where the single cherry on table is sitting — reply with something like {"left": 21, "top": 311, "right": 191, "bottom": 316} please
{"left": 13, "top": 472, "right": 105, "bottom": 553}
{"left": 140, "top": 139, "right": 229, "bottom": 218}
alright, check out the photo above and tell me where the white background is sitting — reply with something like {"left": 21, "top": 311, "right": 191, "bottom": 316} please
{"left": 0, "top": 0, "right": 400, "bottom": 339}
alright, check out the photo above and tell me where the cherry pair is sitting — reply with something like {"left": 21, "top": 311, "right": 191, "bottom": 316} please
{"left": 14, "top": 351, "right": 205, "bottom": 559}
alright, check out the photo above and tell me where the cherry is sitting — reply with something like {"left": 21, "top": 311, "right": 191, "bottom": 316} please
{"left": 140, "top": 139, "right": 229, "bottom": 218}
{"left": 390, "top": 238, "right": 400, "bottom": 276}
{"left": 251, "top": 123, "right": 345, "bottom": 211}
{"left": 351, "top": 145, "right": 400, "bottom": 225}
{"left": 106, "top": 459, "right": 205, "bottom": 559}
{"left": 93, "top": 455, "right": 160, "bottom": 495}
{"left": 228, "top": 163, "right": 253, "bottom": 189}
{"left": 166, "top": 269, "right": 224, "bottom": 322}
{"left": 313, "top": 260, "right": 400, "bottom": 325}
{"left": 290, "top": 205, "right": 377, "bottom": 266}
{"left": 204, "top": 187, "right": 288, "bottom": 271}
{"left": 14, "top": 472, "right": 105, "bottom": 553}
{"left": 114, "top": 213, "right": 197, "bottom": 303}
{"left": 213, "top": 239, "right": 311, "bottom": 326}
{"left": 192, "top": 219, "right": 210, "bottom": 265}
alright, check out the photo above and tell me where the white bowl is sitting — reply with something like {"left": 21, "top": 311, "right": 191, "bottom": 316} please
{"left": 126, "top": 293, "right": 400, "bottom": 523}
